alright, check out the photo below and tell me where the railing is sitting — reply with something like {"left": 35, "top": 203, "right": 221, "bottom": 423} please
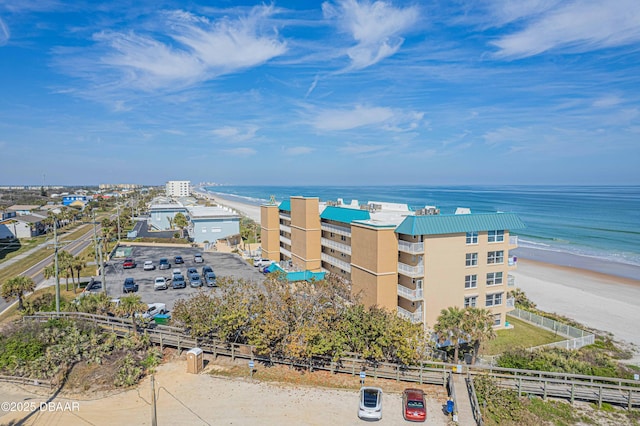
{"left": 321, "top": 237, "right": 352, "bottom": 255}
{"left": 506, "top": 297, "right": 515, "bottom": 308}
{"left": 508, "top": 256, "right": 517, "bottom": 266}
{"left": 321, "top": 253, "right": 351, "bottom": 272}
{"left": 321, "top": 222, "right": 351, "bottom": 237}
{"left": 467, "top": 375, "right": 484, "bottom": 426}
{"left": 0, "top": 375, "right": 53, "bottom": 388}
{"left": 509, "top": 235, "right": 518, "bottom": 246}
{"left": 507, "top": 274, "right": 515, "bottom": 287}
{"left": 22, "top": 312, "right": 640, "bottom": 409}
{"left": 508, "top": 308, "right": 592, "bottom": 340}
{"left": 398, "top": 262, "right": 424, "bottom": 277}
{"left": 397, "top": 306, "right": 423, "bottom": 323}
{"left": 279, "top": 235, "right": 291, "bottom": 245}
{"left": 280, "top": 246, "right": 291, "bottom": 258}
{"left": 279, "top": 213, "right": 290, "bottom": 221}
{"left": 397, "top": 284, "right": 423, "bottom": 301}
{"left": 280, "top": 224, "right": 291, "bottom": 234}
{"left": 398, "top": 240, "right": 424, "bottom": 254}
{"left": 446, "top": 371, "right": 459, "bottom": 421}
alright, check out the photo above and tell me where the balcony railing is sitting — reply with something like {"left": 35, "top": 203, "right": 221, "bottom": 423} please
{"left": 506, "top": 297, "right": 515, "bottom": 308}
{"left": 280, "top": 246, "right": 291, "bottom": 258}
{"left": 397, "top": 306, "right": 423, "bottom": 324}
{"left": 398, "top": 262, "right": 424, "bottom": 278}
{"left": 509, "top": 235, "right": 518, "bottom": 246}
{"left": 321, "top": 222, "right": 351, "bottom": 237}
{"left": 397, "top": 284, "right": 423, "bottom": 301}
{"left": 321, "top": 237, "right": 352, "bottom": 255}
{"left": 279, "top": 235, "right": 291, "bottom": 245}
{"left": 507, "top": 274, "right": 515, "bottom": 287}
{"left": 508, "top": 256, "right": 517, "bottom": 266}
{"left": 280, "top": 224, "right": 291, "bottom": 234}
{"left": 279, "top": 213, "right": 290, "bottom": 222}
{"left": 398, "top": 240, "right": 424, "bottom": 254}
{"left": 321, "top": 253, "right": 351, "bottom": 272}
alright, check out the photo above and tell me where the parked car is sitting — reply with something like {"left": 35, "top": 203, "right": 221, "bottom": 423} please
{"left": 187, "top": 267, "right": 198, "bottom": 276}
{"left": 123, "top": 258, "right": 136, "bottom": 269}
{"left": 193, "top": 253, "right": 204, "bottom": 263}
{"left": 141, "top": 303, "right": 166, "bottom": 319}
{"left": 123, "top": 277, "right": 138, "bottom": 293}
{"left": 172, "top": 274, "right": 186, "bottom": 289}
{"left": 174, "top": 255, "right": 184, "bottom": 264}
{"left": 201, "top": 265, "right": 214, "bottom": 277}
{"left": 358, "top": 387, "right": 383, "bottom": 421}
{"left": 154, "top": 277, "right": 168, "bottom": 291}
{"left": 143, "top": 260, "right": 155, "bottom": 271}
{"left": 205, "top": 271, "right": 217, "bottom": 287}
{"left": 158, "top": 258, "right": 171, "bottom": 270}
{"left": 402, "top": 388, "right": 426, "bottom": 422}
{"left": 254, "top": 258, "right": 274, "bottom": 268}
{"left": 172, "top": 268, "right": 182, "bottom": 277}
{"left": 188, "top": 273, "right": 202, "bottom": 288}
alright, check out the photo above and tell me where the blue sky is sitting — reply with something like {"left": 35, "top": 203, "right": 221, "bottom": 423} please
{"left": 1, "top": 0, "right": 639, "bottom": 186}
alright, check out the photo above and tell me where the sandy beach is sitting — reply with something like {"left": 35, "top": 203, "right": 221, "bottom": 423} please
{"left": 197, "top": 187, "right": 640, "bottom": 352}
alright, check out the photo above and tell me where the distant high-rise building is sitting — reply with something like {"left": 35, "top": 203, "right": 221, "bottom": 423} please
{"left": 166, "top": 180, "right": 191, "bottom": 197}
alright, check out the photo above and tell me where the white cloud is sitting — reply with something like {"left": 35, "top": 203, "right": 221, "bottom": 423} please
{"left": 483, "top": 126, "right": 527, "bottom": 146}
{"left": 65, "top": 5, "right": 287, "bottom": 91}
{"left": 322, "top": 0, "right": 418, "bottom": 70}
{"left": 312, "top": 105, "right": 394, "bottom": 131}
{"left": 211, "top": 125, "right": 258, "bottom": 142}
{"left": 492, "top": 0, "right": 640, "bottom": 58}
{"left": 0, "top": 17, "right": 9, "bottom": 46}
{"left": 225, "top": 147, "right": 256, "bottom": 156}
{"left": 284, "top": 146, "right": 314, "bottom": 155}
{"left": 592, "top": 96, "right": 622, "bottom": 108}
{"left": 338, "top": 142, "right": 386, "bottom": 154}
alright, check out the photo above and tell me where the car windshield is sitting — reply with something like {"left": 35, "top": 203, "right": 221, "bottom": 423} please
{"left": 407, "top": 400, "right": 424, "bottom": 408}
{"left": 363, "top": 389, "right": 379, "bottom": 408}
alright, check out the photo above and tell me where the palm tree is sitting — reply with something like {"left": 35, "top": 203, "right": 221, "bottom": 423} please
{"left": 434, "top": 306, "right": 466, "bottom": 364}
{"left": 1, "top": 275, "right": 36, "bottom": 311}
{"left": 57, "top": 250, "right": 74, "bottom": 291}
{"left": 115, "top": 294, "right": 147, "bottom": 334}
{"left": 71, "top": 255, "right": 86, "bottom": 293}
{"left": 462, "top": 307, "right": 497, "bottom": 364}
{"left": 173, "top": 212, "right": 188, "bottom": 238}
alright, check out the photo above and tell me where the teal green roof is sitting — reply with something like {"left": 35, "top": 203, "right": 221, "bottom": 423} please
{"left": 395, "top": 213, "right": 525, "bottom": 236}
{"left": 320, "top": 206, "right": 371, "bottom": 224}
{"left": 279, "top": 200, "right": 291, "bottom": 212}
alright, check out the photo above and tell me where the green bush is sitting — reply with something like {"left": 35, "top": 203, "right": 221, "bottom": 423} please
{"left": 114, "top": 354, "right": 143, "bottom": 387}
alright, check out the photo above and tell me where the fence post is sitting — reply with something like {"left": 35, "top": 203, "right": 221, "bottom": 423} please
{"left": 629, "top": 389, "right": 633, "bottom": 410}
{"left": 518, "top": 377, "right": 522, "bottom": 397}
{"left": 598, "top": 386, "right": 603, "bottom": 408}
{"left": 543, "top": 380, "right": 547, "bottom": 400}
{"left": 570, "top": 383, "right": 575, "bottom": 404}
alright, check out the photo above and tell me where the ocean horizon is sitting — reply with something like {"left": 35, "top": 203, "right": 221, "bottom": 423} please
{"left": 202, "top": 184, "right": 640, "bottom": 279}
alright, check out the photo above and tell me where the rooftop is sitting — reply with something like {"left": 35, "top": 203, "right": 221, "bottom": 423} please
{"left": 395, "top": 212, "right": 526, "bottom": 236}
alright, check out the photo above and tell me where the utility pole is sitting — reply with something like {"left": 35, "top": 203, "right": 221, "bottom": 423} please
{"left": 151, "top": 375, "right": 158, "bottom": 426}
{"left": 98, "top": 238, "right": 107, "bottom": 296}
{"left": 54, "top": 220, "right": 60, "bottom": 313}
{"left": 92, "top": 210, "right": 99, "bottom": 274}
{"left": 116, "top": 204, "right": 121, "bottom": 243}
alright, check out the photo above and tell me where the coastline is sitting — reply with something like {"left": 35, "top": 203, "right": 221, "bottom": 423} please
{"left": 196, "top": 187, "right": 640, "bottom": 349}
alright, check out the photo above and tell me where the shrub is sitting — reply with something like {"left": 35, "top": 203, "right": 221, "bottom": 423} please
{"left": 114, "top": 354, "right": 143, "bottom": 387}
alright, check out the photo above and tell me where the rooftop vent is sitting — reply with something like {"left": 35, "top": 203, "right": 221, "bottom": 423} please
{"left": 415, "top": 206, "right": 440, "bottom": 216}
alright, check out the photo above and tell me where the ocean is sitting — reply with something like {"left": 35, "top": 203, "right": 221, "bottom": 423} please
{"left": 203, "top": 185, "right": 640, "bottom": 279}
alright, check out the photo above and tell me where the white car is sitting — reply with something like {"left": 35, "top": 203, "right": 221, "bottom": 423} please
{"left": 358, "top": 387, "right": 383, "bottom": 421}
{"left": 141, "top": 303, "right": 166, "bottom": 319}
{"left": 143, "top": 260, "right": 155, "bottom": 271}
{"left": 154, "top": 277, "right": 168, "bottom": 291}
{"left": 193, "top": 253, "right": 204, "bottom": 263}
{"left": 254, "top": 258, "right": 275, "bottom": 268}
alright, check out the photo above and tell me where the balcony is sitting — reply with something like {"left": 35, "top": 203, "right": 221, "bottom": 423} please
{"left": 279, "top": 213, "right": 291, "bottom": 222}
{"left": 397, "top": 284, "right": 423, "bottom": 301}
{"left": 279, "top": 235, "right": 291, "bottom": 245}
{"left": 280, "top": 224, "right": 291, "bottom": 234}
{"left": 507, "top": 274, "right": 515, "bottom": 287}
{"left": 321, "top": 253, "right": 351, "bottom": 272}
{"left": 508, "top": 256, "right": 518, "bottom": 266}
{"left": 398, "top": 262, "right": 424, "bottom": 278}
{"left": 321, "top": 222, "right": 351, "bottom": 237}
{"left": 506, "top": 297, "right": 515, "bottom": 308}
{"left": 398, "top": 240, "right": 424, "bottom": 254}
{"left": 509, "top": 235, "right": 518, "bottom": 247}
{"left": 280, "top": 246, "right": 291, "bottom": 258}
{"left": 321, "top": 237, "right": 352, "bottom": 255}
{"left": 397, "top": 306, "right": 423, "bottom": 324}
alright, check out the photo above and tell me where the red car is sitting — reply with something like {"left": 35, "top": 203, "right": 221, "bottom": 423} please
{"left": 122, "top": 258, "right": 136, "bottom": 269}
{"left": 402, "top": 388, "right": 426, "bottom": 422}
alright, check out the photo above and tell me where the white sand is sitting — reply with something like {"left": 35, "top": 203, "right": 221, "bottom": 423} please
{"left": 195, "top": 188, "right": 261, "bottom": 222}
{"left": 512, "top": 260, "right": 640, "bottom": 348}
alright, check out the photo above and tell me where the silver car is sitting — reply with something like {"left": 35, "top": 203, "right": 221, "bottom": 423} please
{"left": 358, "top": 387, "right": 383, "bottom": 420}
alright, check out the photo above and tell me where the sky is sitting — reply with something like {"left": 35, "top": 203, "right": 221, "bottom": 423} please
{"left": 1, "top": 0, "right": 639, "bottom": 186}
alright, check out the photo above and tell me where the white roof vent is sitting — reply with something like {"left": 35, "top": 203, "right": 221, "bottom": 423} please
{"left": 455, "top": 207, "right": 471, "bottom": 215}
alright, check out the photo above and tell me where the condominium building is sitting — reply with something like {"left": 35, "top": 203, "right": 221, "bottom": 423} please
{"left": 261, "top": 196, "right": 525, "bottom": 329}
{"left": 165, "top": 180, "right": 191, "bottom": 197}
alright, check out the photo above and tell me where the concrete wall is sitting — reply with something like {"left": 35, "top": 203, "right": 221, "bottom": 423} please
{"left": 260, "top": 204, "right": 280, "bottom": 261}
{"left": 290, "top": 197, "right": 321, "bottom": 271}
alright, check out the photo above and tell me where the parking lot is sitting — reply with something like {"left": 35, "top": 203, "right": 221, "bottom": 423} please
{"left": 101, "top": 245, "right": 265, "bottom": 312}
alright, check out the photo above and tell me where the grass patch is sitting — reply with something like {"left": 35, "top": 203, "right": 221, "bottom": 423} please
{"left": 480, "top": 317, "right": 565, "bottom": 356}
{"left": 527, "top": 397, "right": 583, "bottom": 426}
{"left": 0, "top": 285, "right": 77, "bottom": 323}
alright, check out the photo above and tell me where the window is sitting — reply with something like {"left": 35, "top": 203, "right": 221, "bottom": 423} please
{"left": 486, "top": 272, "right": 503, "bottom": 286}
{"left": 488, "top": 230, "right": 504, "bottom": 243}
{"left": 465, "top": 253, "right": 478, "bottom": 267}
{"left": 330, "top": 232, "right": 335, "bottom": 237}
{"left": 465, "top": 274, "right": 477, "bottom": 289}
{"left": 493, "top": 314, "right": 502, "bottom": 326}
{"left": 486, "top": 292, "right": 503, "bottom": 307}
{"left": 487, "top": 250, "right": 504, "bottom": 264}
{"left": 340, "top": 235, "right": 347, "bottom": 241}
{"left": 466, "top": 231, "right": 478, "bottom": 244}
{"left": 464, "top": 296, "right": 477, "bottom": 308}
